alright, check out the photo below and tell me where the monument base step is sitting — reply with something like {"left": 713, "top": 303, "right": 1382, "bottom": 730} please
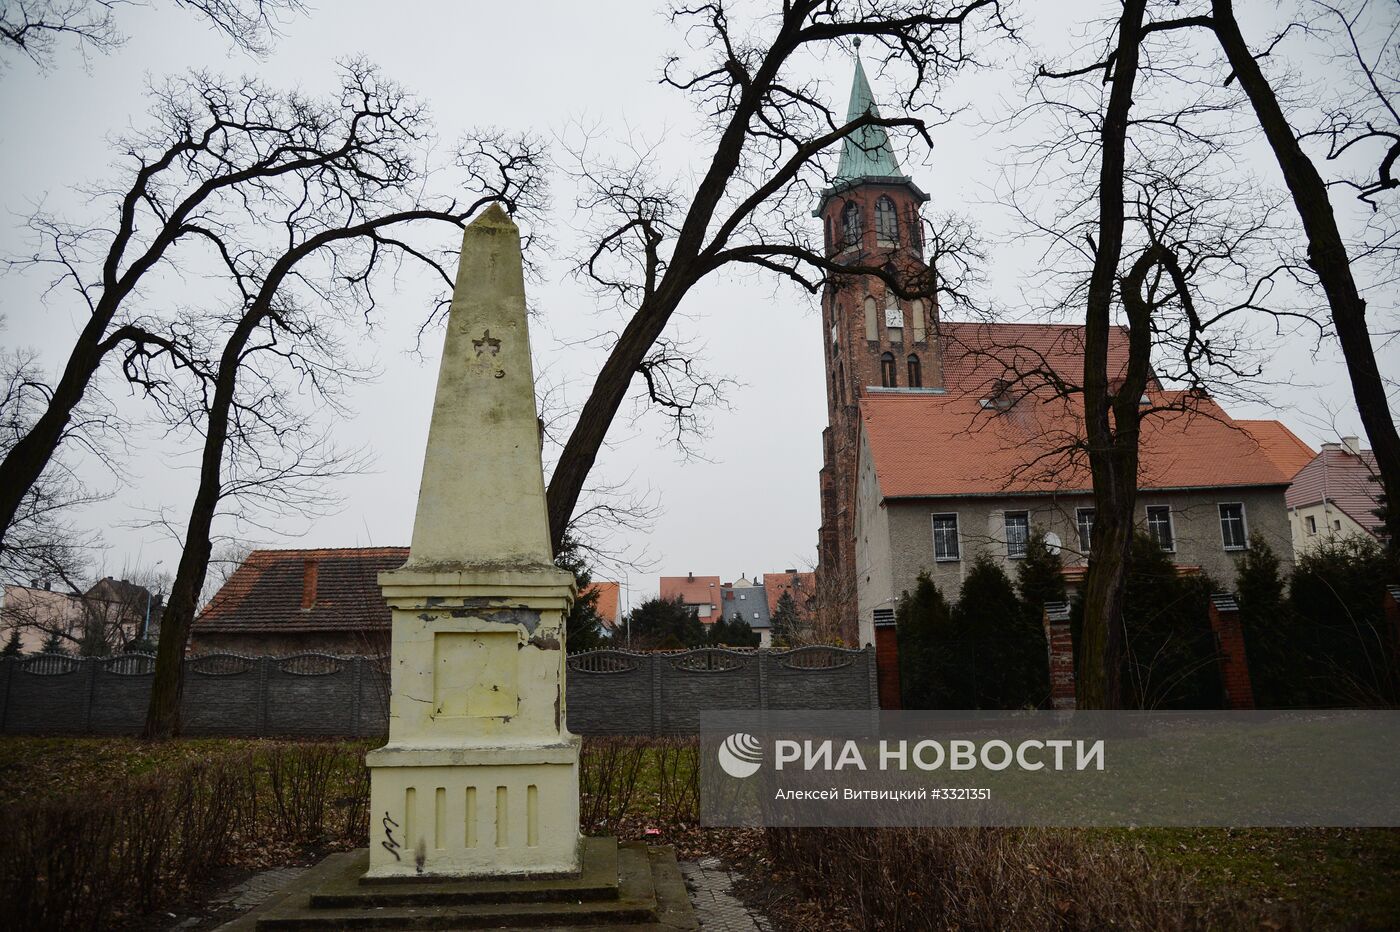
{"left": 219, "top": 837, "right": 698, "bottom": 931}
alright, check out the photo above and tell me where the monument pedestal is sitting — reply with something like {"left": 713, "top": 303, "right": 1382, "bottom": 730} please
{"left": 366, "top": 568, "right": 582, "bottom": 879}
{"left": 224, "top": 837, "right": 698, "bottom": 930}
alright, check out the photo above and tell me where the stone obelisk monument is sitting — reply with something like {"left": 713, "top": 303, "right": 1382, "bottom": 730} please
{"left": 366, "top": 204, "right": 580, "bottom": 879}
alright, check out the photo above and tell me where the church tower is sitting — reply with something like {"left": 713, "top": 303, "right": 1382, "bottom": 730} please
{"left": 815, "top": 45, "right": 938, "bottom": 642}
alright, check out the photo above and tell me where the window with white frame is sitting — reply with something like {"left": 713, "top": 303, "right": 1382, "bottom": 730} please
{"left": 1146, "top": 505, "right": 1174, "bottom": 552}
{"left": 1219, "top": 503, "right": 1247, "bottom": 550}
{"left": 1076, "top": 507, "right": 1095, "bottom": 553}
{"left": 931, "top": 514, "right": 960, "bottom": 561}
{"left": 1305, "top": 515, "right": 1317, "bottom": 535}
{"left": 1005, "top": 511, "right": 1030, "bottom": 558}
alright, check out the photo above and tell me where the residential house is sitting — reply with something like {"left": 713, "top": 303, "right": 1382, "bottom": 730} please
{"left": 1286, "top": 437, "right": 1387, "bottom": 555}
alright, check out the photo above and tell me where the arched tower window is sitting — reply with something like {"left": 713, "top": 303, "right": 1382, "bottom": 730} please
{"left": 863, "top": 296, "right": 878, "bottom": 341}
{"left": 907, "top": 354, "right": 922, "bottom": 388}
{"left": 875, "top": 195, "right": 899, "bottom": 243}
{"left": 880, "top": 352, "right": 897, "bottom": 388}
{"left": 837, "top": 361, "right": 847, "bottom": 405}
{"left": 841, "top": 201, "right": 863, "bottom": 247}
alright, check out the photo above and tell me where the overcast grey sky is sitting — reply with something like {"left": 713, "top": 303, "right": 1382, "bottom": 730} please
{"left": 1, "top": 0, "right": 1395, "bottom": 609}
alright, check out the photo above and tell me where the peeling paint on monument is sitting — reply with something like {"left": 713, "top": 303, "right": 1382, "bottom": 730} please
{"left": 364, "top": 204, "right": 581, "bottom": 880}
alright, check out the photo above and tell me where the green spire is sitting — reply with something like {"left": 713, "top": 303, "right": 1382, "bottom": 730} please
{"left": 836, "top": 42, "right": 905, "bottom": 182}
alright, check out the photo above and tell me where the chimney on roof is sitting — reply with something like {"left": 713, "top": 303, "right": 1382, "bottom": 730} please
{"left": 1342, "top": 436, "right": 1361, "bottom": 455}
{"left": 42, "top": 579, "right": 50, "bottom": 591}
{"left": 301, "top": 558, "right": 319, "bottom": 611}
{"left": 785, "top": 568, "right": 797, "bottom": 573}
{"left": 688, "top": 572, "right": 693, "bottom": 582}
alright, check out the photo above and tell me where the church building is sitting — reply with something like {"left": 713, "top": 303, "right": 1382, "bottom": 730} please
{"left": 813, "top": 54, "right": 1313, "bottom": 647}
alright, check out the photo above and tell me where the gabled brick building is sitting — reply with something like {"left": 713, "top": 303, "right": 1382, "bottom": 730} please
{"left": 191, "top": 547, "right": 408, "bottom": 655}
{"left": 193, "top": 546, "right": 622, "bottom": 653}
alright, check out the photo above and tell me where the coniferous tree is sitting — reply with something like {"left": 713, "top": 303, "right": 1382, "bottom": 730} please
{"left": 78, "top": 623, "right": 110, "bottom": 657}
{"left": 621, "top": 597, "right": 707, "bottom": 649}
{"left": 710, "top": 613, "right": 760, "bottom": 648}
{"left": 1120, "top": 534, "right": 1220, "bottom": 709}
{"left": 895, "top": 573, "right": 956, "bottom": 709}
{"left": 554, "top": 534, "right": 606, "bottom": 654}
{"left": 953, "top": 554, "right": 1047, "bottom": 708}
{"left": 770, "top": 591, "right": 802, "bottom": 646}
{"left": 40, "top": 629, "right": 65, "bottom": 655}
{"left": 1291, "top": 536, "right": 1396, "bottom": 704}
{"left": 1235, "top": 534, "right": 1303, "bottom": 707}
{"left": 2, "top": 627, "right": 22, "bottom": 656}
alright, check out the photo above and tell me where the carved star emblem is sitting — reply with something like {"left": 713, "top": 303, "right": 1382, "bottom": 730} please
{"left": 472, "top": 329, "right": 501, "bottom": 357}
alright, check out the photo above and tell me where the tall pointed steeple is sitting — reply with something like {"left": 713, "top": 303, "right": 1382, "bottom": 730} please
{"left": 814, "top": 39, "right": 928, "bottom": 217}
{"left": 836, "top": 40, "right": 906, "bottom": 182}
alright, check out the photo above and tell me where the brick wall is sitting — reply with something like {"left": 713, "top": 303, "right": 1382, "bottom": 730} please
{"left": 0, "top": 645, "right": 877, "bottom": 737}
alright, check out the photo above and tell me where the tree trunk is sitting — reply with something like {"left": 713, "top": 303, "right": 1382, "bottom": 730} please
{"left": 1212, "top": 0, "right": 1400, "bottom": 551}
{"left": 1078, "top": 0, "right": 1149, "bottom": 710}
{"left": 141, "top": 324, "right": 247, "bottom": 738}
{"left": 0, "top": 310, "right": 113, "bottom": 552}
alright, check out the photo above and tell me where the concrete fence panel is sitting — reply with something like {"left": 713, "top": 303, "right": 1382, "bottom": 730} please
{"left": 0, "top": 645, "right": 877, "bottom": 737}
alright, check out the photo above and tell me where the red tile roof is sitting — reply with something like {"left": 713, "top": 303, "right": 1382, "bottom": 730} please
{"left": 1285, "top": 445, "right": 1384, "bottom": 534}
{"left": 196, "top": 547, "right": 408, "bottom": 634}
{"left": 861, "top": 389, "right": 1298, "bottom": 499}
{"left": 763, "top": 571, "right": 816, "bottom": 615}
{"left": 658, "top": 575, "right": 723, "bottom": 620}
{"left": 939, "top": 322, "right": 1149, "bottom": 394}
{"left": 1236, "top": 420, "right": 1315, "bottom": 481}
{"left": 585, "top": 581, "right": 621, "bottom": 629}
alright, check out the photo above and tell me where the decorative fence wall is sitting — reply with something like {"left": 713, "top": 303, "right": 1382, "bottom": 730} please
{"left": 0, "top": 645, "right": 877, "bottom": 737}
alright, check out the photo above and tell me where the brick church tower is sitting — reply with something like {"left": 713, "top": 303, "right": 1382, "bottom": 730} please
{"left": 815, "top": 46, "right": 937, "bottom": 643}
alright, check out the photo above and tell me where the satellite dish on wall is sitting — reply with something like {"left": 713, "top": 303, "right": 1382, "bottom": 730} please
{"left": 1043, "top": 531, "right": 1063, "bottom": 554}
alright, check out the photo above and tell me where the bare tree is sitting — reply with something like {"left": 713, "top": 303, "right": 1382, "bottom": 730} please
{"left": 0, "top": 0, "right": 306, "bottom": 68}
{"left": 1012, "top": 0, "right": 1312, "bottom": 707}
{"left": 1209, "top": 0, "right": 1400, "bottom": 552}
{"left": 0, "top": 344, "right": 102, "bottom": 589}
{"left": 136, "top": 67, "right": 549, "bottom": 737}
{"left": 542, "top": 0, "right": 1016, "bottom": 553}
{"left": 0, "top": 61, "right": 534, "bottom": 567}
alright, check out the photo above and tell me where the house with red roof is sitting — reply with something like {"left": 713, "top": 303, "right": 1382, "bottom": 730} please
{"left": 812, "top": 50, "right": 1311, "bottom": 647}
{"left": 657, "top": 574, "right": 723, "bottom": 623}
{"left": 191, "top": 547, "right": 408, "bottom": 655}
{"left": 1286, "top": 437, "right": 1387, "bottom": 554}
{"left": 193, "top": 547, "right": 626, "bottom": 654}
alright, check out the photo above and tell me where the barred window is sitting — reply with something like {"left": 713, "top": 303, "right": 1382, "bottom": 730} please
{"left": 1005, "top": 511, "right": 1030, "bottom": 559}
{"left": 1219, "top": 503, "right": 1247, "bottom": 550}
{"left": 1076, "top": 507, "right": 1095, "bottom": 553}
{"left": 1146, "top": 505, "right": 1174, "bottom": 552}
{"left": 932, "top": 514, "right": 960, "bottom": 561}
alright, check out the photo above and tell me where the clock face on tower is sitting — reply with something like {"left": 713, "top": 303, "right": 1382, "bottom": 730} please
{"left": 884, "top": 306, "right": 903, "bottom": 328}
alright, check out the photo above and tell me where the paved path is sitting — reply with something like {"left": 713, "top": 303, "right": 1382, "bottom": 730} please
{"left": 681, "top": 857, "right": 773, "bottom": 932}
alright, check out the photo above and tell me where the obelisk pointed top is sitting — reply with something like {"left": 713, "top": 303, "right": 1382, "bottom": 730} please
{"left": 401, "top": 199, "right": 554, "bottom": 571}
{"left": 471, "top": 201, "right": 516, "bottom": 230}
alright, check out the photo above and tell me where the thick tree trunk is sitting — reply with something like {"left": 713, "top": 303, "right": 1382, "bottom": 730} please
{"left": 1212, "top": 0, "right": 1400, "bottom": 551}
{"left": 1078, "top": 0, "right": 1149, "bottom": 710}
